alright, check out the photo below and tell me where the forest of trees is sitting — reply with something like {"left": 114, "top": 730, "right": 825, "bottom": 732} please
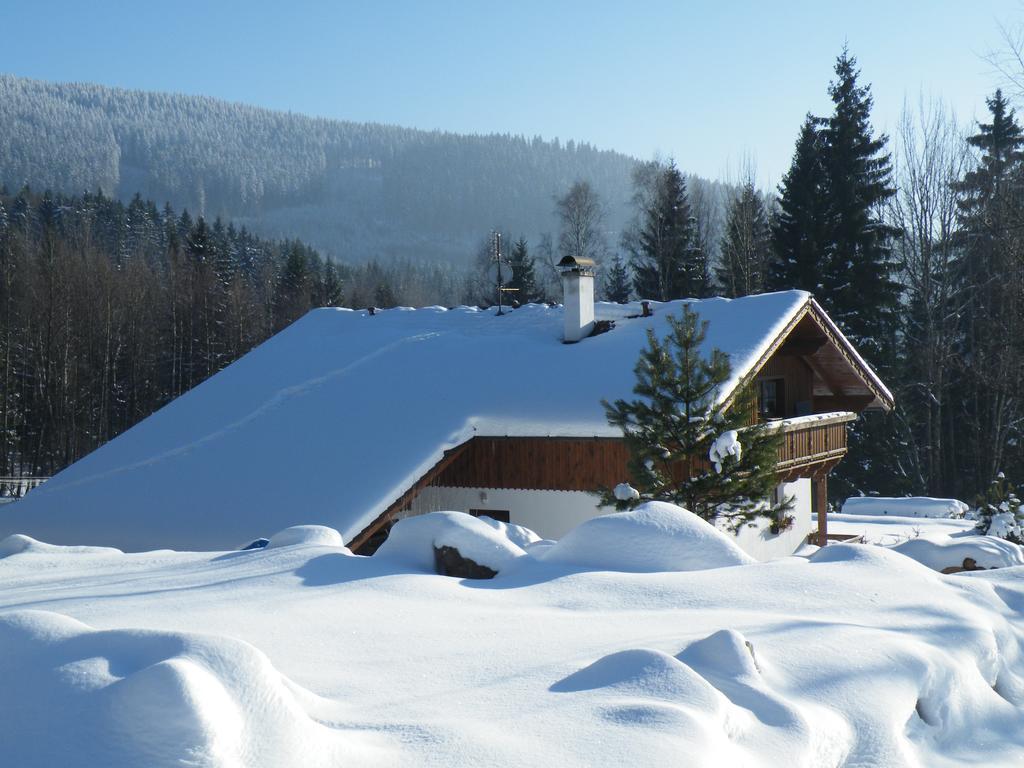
{"left": 0, "top": 187, "right": 471, "bottom": 477}
{"left": 584, "top": 47, "right": 1024, "bottom": 505}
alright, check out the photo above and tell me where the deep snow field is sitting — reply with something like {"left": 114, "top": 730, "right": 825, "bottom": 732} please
{"left": 3, "top": 503, "right": 1024, "bottom": 767}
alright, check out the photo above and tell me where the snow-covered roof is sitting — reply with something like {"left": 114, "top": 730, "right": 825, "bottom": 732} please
{"left": 6, "top": 291, "right": 838, "bottom": 551}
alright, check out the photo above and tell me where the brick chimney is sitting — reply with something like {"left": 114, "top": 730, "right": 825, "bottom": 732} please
{"left": 558, "top": 255, "right": 596, "bottom": 343}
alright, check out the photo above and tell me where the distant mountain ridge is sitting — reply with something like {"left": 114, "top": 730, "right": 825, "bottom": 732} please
{"left": 0, "top": 74, "right": 647, "bottom": 263}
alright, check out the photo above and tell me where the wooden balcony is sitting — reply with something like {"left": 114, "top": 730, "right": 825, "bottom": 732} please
{"left": 767, "top": 411, "right": 856, "bottom": 481}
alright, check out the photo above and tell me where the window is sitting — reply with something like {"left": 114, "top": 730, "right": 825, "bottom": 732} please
{"left": 469, "top": 509, "right": 510, "bottom": 524}
{"left": 758, "top": 378, "right": 785, "bottom": 419}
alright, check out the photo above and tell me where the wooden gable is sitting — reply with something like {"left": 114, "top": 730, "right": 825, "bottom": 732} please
{"left": 735, "top": 299, "right": 893, "bottom": 417}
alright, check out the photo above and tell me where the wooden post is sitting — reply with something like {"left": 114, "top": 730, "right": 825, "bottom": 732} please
{"left": 814, "top": 474, "right": 828, "bottom": 547}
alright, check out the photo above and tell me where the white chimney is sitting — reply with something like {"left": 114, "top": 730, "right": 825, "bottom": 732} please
{"left": 558, "top": 255, "right": 596, "bottom": 343}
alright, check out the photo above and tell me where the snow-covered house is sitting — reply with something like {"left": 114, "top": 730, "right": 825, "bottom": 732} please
{"left": 2, "top": 262, "right": 891, "bottom": 560}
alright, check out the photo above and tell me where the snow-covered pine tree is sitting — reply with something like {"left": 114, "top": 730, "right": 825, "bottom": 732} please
{"left": 972, "top": 474, "right": 1024, "bottom": 543}
{"left": 601, "top": 306, "right": 789, "bottom": 531}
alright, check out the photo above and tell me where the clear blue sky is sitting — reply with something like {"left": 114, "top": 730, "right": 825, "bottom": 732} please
{"left": 0, "top": 0, "right": 1017, "bottom": 186}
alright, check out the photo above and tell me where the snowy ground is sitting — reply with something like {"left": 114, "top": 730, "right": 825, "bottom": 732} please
{"left": 2, "top": 505, "right": 1024, "bottom": 767}
{"left": 826, "top": 512, "right": 977, "bottom": 546}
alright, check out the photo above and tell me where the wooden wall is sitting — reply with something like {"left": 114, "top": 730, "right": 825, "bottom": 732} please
{"left": 432, "top": 437, "right": 630, "bottom": 491}
{"left": 432, "top": 427, "right": 848, "bottom": 493}
{"left": 756, "top": 353, "right": 814, "bottom": 417}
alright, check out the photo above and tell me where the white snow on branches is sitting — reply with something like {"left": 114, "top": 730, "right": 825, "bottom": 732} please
{"left": 613, "top": 483, "right": 641, "bottom": 502}
{"left": 709, "top": 430, "right": 742, "bottom": 473}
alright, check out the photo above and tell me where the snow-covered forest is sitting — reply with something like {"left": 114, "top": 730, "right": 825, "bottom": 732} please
{"left": 0, "top": 74, "right": 649, "bottom": 263}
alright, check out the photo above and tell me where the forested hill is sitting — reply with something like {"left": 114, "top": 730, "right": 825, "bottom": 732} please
{"left": 0, "top": 74, "right": 640, "bottom": 263}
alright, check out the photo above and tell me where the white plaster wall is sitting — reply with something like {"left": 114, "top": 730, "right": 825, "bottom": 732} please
{"left": 409, "top": 478, "right": 815, "bottom": 560}
{"left": 731, "top": 478, "right": 813, "bottom": 561}
{"left": 409, "top": 485, "right": 604, "bottom": 540}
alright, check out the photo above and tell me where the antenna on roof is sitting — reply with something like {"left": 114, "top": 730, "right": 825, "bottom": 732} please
{"left": 487, "top": 231, "right": 516, "bottom": 316}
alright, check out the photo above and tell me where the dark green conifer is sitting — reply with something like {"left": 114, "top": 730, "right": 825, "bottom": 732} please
{"left": 603, "top": 253, "right": 632, "bottom": 303}
{"left": 601, "top": 306, "right": 788, "bottom": 530}
{"left": 630, "top": 162, "right": 707, "bottom": 300}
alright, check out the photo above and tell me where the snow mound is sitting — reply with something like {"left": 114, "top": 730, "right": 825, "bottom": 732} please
{"left": 0, "top": 609, "right": 376, "bottom": 767}
{"left": 552, "top": 647, "right": 724, "bottom": 704}
{"left": 540, "top": 502, "right": 755, "bottom": 572}
{"left": 552, "top": 631, "right": 839, "bottom": 766}
{"left": 890, "top": 535, "right": 1024, "bottom": 571}
{"left": 265, "top": 525, "right": 347, "bottom": 550}
{"left": 842, "top": 496, "right": 969, "bottom": 518}
{"left": 678, "top": 629, "right": 761, "bottom": 678}
{"left": 475, "top": 515, "right": 542, "bottom": 550}
{"left": 374, "top": 511, "right": 527, "bottom": 573}
{"left": 809, "top": 540, "right": 940, "bottom": 573}
{"left": 0, "top": 533, "right": 122, "bottom": 558}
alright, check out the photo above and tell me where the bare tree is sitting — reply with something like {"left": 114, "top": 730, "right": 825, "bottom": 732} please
{"left": 887, "top": 96, "right": 970, "bottom": 494}
{"left": 555, "top": 181, "right": 608, "bottom": 267}
{"left": 986, "top": 18, "right": 1024, "bottom": 102}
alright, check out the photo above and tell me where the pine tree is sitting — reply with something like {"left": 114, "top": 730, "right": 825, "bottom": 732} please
{"left": 317, "top": 261, "right": 344, "bottom": 307}
{"left": 374, "top": 281, "right": 397, "bottom": 308}
{"left": 769, "top": 51, "right": 902, "bottom": 503}
{"left": 630, "top": 161, "right": 707, "bottom": 300}
{"left": 972, "top": 473, "right": 1024, "bottom": 543}
{"left": 717, "top": 182, "right": 772, "bottom": 297}
{"left": 601, "top": 306, "right": 788, "bottom": 531}
{"left": 275, "top": 244, "right": 311, "bottom": 326}
{"left": 952, "top": 90, "right": 1024, "bottom": 493}
{"left": 603, "top": 253, "right": 632, "bottom": 303}
{"left": 508, "top": 236, "right": 544, "bottom": 304}
{"left": 769, "top": 116, "right": 830, "bottom": 293}
{"left": 819, "top": 48, "right": 900, "bottom": 357}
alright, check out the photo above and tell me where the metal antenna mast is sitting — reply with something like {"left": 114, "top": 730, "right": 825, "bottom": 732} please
{"left": 490, "top": 231, "right": 517, "bottom": 316}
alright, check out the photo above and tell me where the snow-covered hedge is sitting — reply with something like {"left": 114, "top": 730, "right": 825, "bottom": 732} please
{"left": 841, "top": 497, "right": 969, "bottom": 519}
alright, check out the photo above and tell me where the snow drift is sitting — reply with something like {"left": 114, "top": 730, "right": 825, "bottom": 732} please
{"left": 540, "top": 502, "right": 755, "bottom": 572}
{"left": 890, "top": 534, "right": 1024, "bottom": 571}
{"left": 841, "top": 496, "right": 969, "bottom": 519}
{"left": 2, "top": 514, "right": 1024, "bottom": 765}
{"left": 0, "top": 610, "right": 379, "bottom": 768}
{"left": 374, "top": 511, "right": 528, "bottom": 574}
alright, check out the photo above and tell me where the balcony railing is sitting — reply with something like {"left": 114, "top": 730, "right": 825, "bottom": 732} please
{"left": 766, "top": 411, "right": 856, "bottom": 477}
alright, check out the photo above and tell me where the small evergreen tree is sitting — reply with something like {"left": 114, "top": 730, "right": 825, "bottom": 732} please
{"left": 972, "top": 473, "right": 1024, "bottom": 543}
{"left": 603, "top": 253, "right": 632, "bottom": 303}
{"left": 508, "top": 236, "right": 545, "bottom": 303}
{"left": 601, "top": 306, "right": 789, "bottom": 531}
{"left": 317, "top": 261, "right": 344, "bottom": 307}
